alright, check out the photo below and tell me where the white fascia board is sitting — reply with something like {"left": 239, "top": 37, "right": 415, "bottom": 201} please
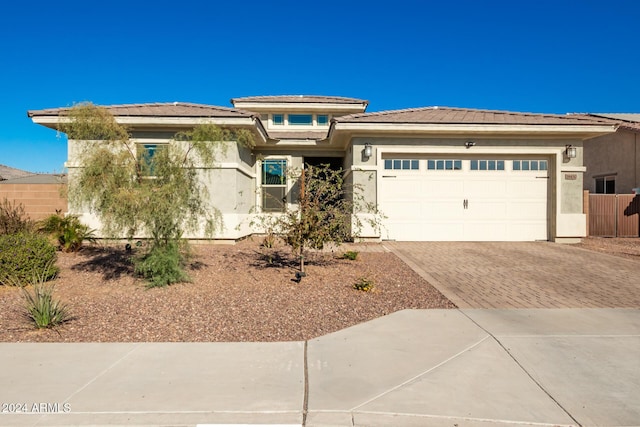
{"left": 33, "top": 116, "right": 255, "bottom": 127}
{"left": 232, "top": 102, "right": 366, "bottom": 113}
{"left": 333, "top": 122, "right": 617, "bottom": 136}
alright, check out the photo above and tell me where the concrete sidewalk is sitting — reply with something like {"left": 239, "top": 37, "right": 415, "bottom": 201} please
{"left": 1, "top": 308, "right": 639, "bottom": 427}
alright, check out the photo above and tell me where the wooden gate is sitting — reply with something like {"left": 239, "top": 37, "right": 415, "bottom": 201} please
{"left": 586, "top": 193, "right": 640, "bottom": 237}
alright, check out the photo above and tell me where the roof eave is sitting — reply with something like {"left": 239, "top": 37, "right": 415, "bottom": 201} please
{"left": 332, "top": 122, "right": 617, "bottom": 137}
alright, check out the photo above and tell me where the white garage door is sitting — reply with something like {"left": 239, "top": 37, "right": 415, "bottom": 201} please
{"left": 380, "top": 158, "right": 549, "bottom": 241}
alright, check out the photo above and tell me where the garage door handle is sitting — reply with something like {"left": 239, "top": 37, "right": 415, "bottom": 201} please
{"left": 463, "top": 199, "right": 468, "bottom": 209}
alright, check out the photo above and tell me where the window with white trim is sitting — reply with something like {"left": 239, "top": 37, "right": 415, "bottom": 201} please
{"left": 261, "top": 159, "right": 287, "bottom": 212}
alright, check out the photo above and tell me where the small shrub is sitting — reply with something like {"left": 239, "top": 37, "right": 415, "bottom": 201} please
{"left": 262, "top": 233, "right": 276, "bottom": 249}
{"left": 0, "top": 198, "right": 33, "bottom": 235}
{"left": 38, "top": 213, "right": 96, "bottom": 252}
{"left": 353, "top": 277, "right": 375, "bottom": 292}
{"left": 22, "top": 262, "right": 71, "bottom": 328}
{"left": 23, "top": 284, "right": 71, "bottom": 329}
{"left": 0, "top": 232, "right": 58, "bottom": 286}
{"left": 134, "top": 241, "right": 190, "bottom": 288}
{"left": 341, "top": 250, "right": 359, "bottom": 261}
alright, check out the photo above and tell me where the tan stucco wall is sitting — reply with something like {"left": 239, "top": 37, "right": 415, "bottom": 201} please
{"left": 0, "top": 183, "right": 68, "bottom": 220}
{"left": 584, "top": 129, "right": 640, "bottom": 193}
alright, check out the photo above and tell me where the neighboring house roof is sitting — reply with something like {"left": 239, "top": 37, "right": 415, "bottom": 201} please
{"left": 577, "top": 113, "right": 640, "bottom": 132}
{"left": 27, "top": 102, "right": 253, "bottom": 119}
{"left": 334, "top": 106, "right": 614, "bottom": 126}
{"left": 0, "top": 164, "right": 32, "bottom": 181}
{"left": 0, "top": 174, "right": 67, "bottom": 184}
{"left": 231, "top": 95, "right": 368, "bottom": 105}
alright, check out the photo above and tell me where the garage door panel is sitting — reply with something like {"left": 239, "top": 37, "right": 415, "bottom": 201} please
{"left": 380, "top": 158, "right": 548, "bottom": 241}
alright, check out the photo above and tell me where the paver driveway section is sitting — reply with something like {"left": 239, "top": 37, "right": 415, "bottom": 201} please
{"left": 386, "top": 241, "right": 640, "bottom": 308}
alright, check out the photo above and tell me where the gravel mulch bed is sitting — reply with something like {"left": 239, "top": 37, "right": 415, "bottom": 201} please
{"left": 573, "top": 236, "right": 640, "bottom": 261}
{"left": 0, "top": 239, "right": 455, "bottom": 342}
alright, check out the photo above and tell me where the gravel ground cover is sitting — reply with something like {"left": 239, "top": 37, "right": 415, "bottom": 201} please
{"left": 0, "top": 239, "right": 454, "bottom": 342}
{"left": 573, "top": 236, "right": 640, "bottom": 261}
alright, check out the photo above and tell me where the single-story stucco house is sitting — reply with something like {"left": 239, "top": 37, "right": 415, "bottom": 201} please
{"left": 28, "top": 96, "right": 618, "bottom": 243}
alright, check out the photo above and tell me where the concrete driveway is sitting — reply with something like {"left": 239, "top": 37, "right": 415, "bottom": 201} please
{"left": 385, "top": 241, "right": 640, "bottom": 309}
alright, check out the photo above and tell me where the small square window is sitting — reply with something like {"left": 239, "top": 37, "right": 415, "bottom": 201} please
{"left": 427, "top": 160, "right": 435, "bottom": 170}
{"left": 272, "top": 114, "right": 284, "bottom": 125}
{"left": 445, "top": 160, "right": 453, "bottom": 170}
{"left": 392, "top": 160, "right": 401, "bottom": 169}
{"left": 513, "top": 160, "right": 520, "bottom": 171}
{"left": 479, "top": 160, "right": 487, "bottom": 171}
{"left": 497, "top": 160, "right": 505, "bottom": 170}
{"left": 470, "top": 160, "right": 478, "bottom": 170}
{"left": 384, "top": 159, "right": 393, "bottom": 170}
{"left": 317, "top": 115, "right": 328, "bottom": 125}
{"left": 454, "top": 160, "right": 462, "bottom": 170}
{"left": 411, "top": 160, "right": 419, "bottom": 170}
{"left": 522, "top": 161, "right": 530, "bottom": 171}
{"left": 488, "top": 160, "right": 496, "bottom": 170}
{"left": 402, "top": 160, "right": 410, "bottom": 169}
{"left": 539, "top": 160, "right": 548, "bottom": 171}
{"left": 531, "top": 160, "right": 539, "bottom": 171}
{"left": 436, "top": 160, "right": 445, "bottom": 170}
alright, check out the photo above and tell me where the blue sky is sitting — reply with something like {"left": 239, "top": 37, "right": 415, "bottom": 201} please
{"left": 2, "top": 0, "right": 639, "bottom": 173}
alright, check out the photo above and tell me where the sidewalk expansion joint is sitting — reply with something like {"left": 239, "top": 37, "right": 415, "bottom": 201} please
{"left": 460, "top": 310, "right": 584, "bottom": 427}
{"left": 348, "top": 335, "right": 491, "bottom": 412}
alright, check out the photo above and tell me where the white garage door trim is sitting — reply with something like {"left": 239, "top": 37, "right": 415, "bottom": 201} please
{"left": 379, "top": 157, "right": 549, "bottom": 241}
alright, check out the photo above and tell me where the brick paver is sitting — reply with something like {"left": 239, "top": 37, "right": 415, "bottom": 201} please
{"left": 385, "top": 242, "right": 640, "bottom": 309}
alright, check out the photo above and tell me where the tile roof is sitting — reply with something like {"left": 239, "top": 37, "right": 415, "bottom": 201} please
{"left": 0, "top": 174, "right": 67, "bottom": 184}
{"left": 28, "top": 103, "right": 253, "bottom": 118}
{"left": 0, "top": 164, "right": 33, "bottom": 181}
{"left": 577, "top": 113, "right": 640, "bottom": 131}
{"left": 267, "top": 131, "right": 329, "bottom": 140}
{"left": 231, "top": 95, "right": 368, "bottom": 105}
{"left": 335, "top": 106, "right": 615, "bottom": 126}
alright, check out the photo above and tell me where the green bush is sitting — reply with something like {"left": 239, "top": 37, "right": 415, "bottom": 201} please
{"left": 0, "top": 198, "right": 33, "bottom": 235}
{"left": 0, "top": 232, "right": 58, "bottom": 286}
{"left": 134, "top": 241, "right": 190, "bottom": 288}
{"left": 341, "top": 250, "right": 359, "bottom": 260}
{"left": 22, "top": 266, "right": 71, "bottom": 328}
{"left": 353, "top": 277, "right": 375, "bottom": 292}
{"left": 38, "top": 213, "right": 96, "bottom": 252}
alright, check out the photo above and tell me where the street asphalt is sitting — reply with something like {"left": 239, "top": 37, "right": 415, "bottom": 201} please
{"left": 1, "top": 308, "right": 639, "bottom": 427}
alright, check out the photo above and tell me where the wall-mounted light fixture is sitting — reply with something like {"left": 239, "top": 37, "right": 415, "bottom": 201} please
{"left": 565, "top": 145, "right": 577, "bottom": 158}
{"left": 363, "top": 143, "right": 373, "bottom": 159}
{"left": 465, "top": 141, "right": 476, "bottom": 148}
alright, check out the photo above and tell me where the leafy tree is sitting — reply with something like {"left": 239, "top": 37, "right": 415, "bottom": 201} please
{"left": 271, "top": 164, "right": 380, "bottom": 274}
{"left": 58, "top": 102, "right": 253, "bottom": 285}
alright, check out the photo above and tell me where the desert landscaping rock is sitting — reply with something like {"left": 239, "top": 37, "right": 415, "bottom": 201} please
{"left": 0, "top": 239, "right": 454, "bottom": 342}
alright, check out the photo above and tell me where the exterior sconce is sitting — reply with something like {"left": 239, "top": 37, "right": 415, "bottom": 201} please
{"left": 465, "top": 141, "right": 476, "bottom": 148}
{"left": 565, "top": 145, "right": 577, "bottom": 158}
{"left": 363, "top": 143, "right": 373, "bottom": 159}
